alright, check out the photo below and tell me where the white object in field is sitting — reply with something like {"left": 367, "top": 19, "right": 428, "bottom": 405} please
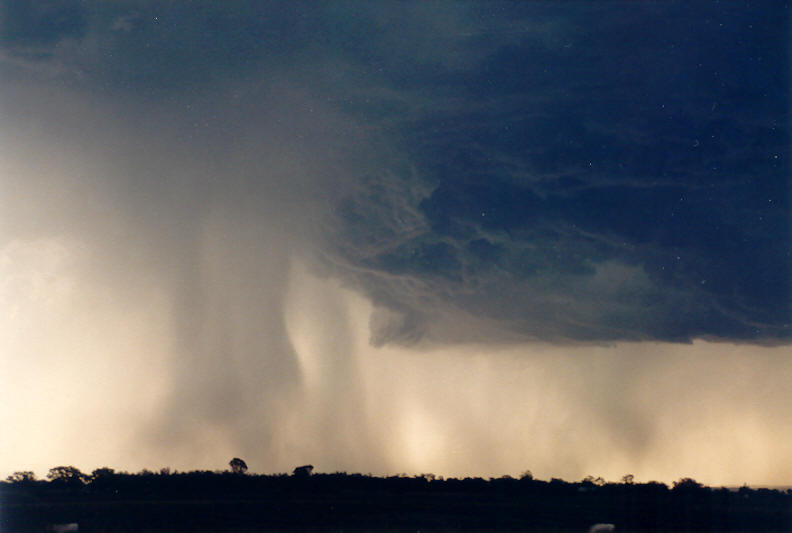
{"left": 48, "top": 524, "right": 79, "bottom": 533}
{"left": 589, "top": 523, "right": 615, "bottom": 533}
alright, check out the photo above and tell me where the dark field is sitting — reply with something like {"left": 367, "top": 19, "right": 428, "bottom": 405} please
{"left": 3, "top": 471, "right": 791, "bottom": 533}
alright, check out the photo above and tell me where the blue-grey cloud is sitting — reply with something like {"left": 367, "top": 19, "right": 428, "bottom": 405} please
{"left": 1, "top": 0, "right": 87, "bottom": 48}
{"left": 320, "top": 2, "right": 790, "bottom": 344}
{"left": 3, "top": 0, "right": 788, "bottom": 349}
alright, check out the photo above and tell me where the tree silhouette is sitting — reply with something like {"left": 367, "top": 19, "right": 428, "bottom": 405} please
{"left": 47, "top": 466, "right": 88, "bottom": 488}
{"left": 672, "top": 477, "right": 703, "bottom": 491}
{"left": 293, "top": 464, "right": 313, "bottom": 478}
{"left": 582, "top": 475, "right": 606, "bottom": 486}
{"left": 229, "top": 457, "right": 248, "bottom": 474}
{"left": 91, "top": 467, "right": 115, "bottom": 477}
{"left": 6, "top": 471, "right": 36, "bottom": 483}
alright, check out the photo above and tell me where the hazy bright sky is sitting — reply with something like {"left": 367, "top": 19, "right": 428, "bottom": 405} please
{"left": 1, "top": 1, "right": 790, "bottom": 486}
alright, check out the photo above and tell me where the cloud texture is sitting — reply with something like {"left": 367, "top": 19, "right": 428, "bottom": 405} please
{"left": 3, "top": 1, "right": 788, "bottom": 345}
{"left": 1, "top": 1, "right": 789, "bottom": 483}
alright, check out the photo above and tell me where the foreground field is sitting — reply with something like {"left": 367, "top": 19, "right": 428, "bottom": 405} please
{"left": 3, "top": 471, "right": 790, "bottom": 533}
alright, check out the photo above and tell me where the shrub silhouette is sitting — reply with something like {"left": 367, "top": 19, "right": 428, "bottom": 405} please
{"left": 293, "top": 464, "right": 313, "bottom": 478}
{"left": 229, "top": 457, "right": 248, "bottom": 474}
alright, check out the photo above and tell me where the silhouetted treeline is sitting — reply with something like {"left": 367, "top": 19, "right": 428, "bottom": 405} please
{"left": 2, "top": 466, "right": 791, "bottom": 533}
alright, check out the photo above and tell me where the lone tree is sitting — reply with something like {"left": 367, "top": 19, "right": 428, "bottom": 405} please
{"left": 229, "top": 457, "right": 248, "bottom": 474}
{"left": 293, "top": 464, "right": 313, "bottom": 478}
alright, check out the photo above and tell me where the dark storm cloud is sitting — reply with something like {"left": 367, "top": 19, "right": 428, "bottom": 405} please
{"left": 0, "top": 0, "right": 87, "bottom": 48}
{"left": 4, "top": 1, "right": 788, "bottom": 349}
{"left": 323, "top": 2, "right": 790, "bottom": 343}
{"left": 4, "top": 0, "right": 792, "bottom": 485}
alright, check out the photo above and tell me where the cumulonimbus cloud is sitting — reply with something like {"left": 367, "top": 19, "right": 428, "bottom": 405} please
{"left": 1, "top": 0, "right": 789, "bottom": 483}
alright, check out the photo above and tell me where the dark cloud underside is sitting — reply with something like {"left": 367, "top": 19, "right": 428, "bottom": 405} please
{"left": 2, "top": 1, "right": 789, "bottom": 345}
{"left": 326, "top": 2, "right": 790, "bottom": 343}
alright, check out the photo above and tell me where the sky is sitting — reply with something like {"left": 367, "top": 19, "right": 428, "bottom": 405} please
{"left": 0, "top": 1, "right": 790, "bottom": 487}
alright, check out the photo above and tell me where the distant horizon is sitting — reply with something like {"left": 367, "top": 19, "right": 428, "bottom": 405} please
{"left": 5, "top": 463, "right": 791, "bottom": 491}
{"left": 7, "top": 467, "right": 790, "bottom": 533}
